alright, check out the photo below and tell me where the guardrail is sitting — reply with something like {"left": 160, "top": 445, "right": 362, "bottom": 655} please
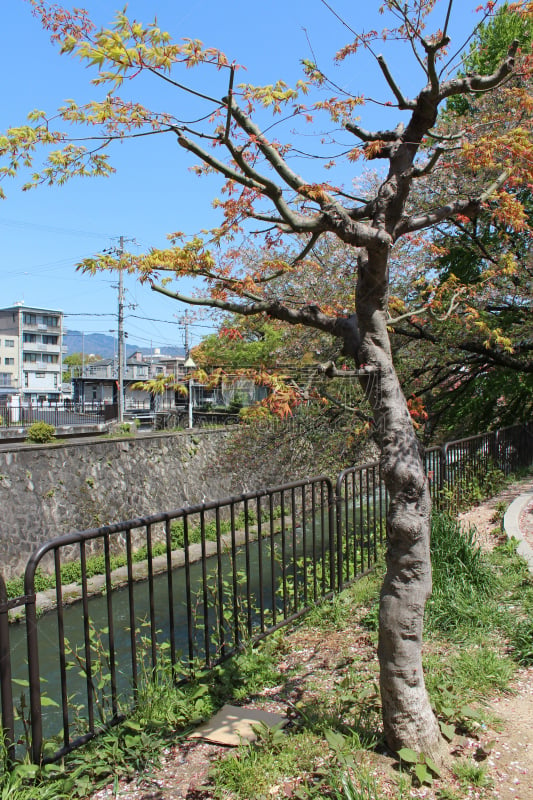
{"left": 0, "top": 422, "right": 531, "bottom": 766}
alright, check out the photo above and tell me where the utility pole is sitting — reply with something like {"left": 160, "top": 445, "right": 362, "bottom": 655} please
{"left": 181, "top": 311, "right": 195, "bottom": 428}
{"left": 182, "top": 310, "right": 192, "bottom": 357}
{"left": 117, "top": 236, "right": 125, "bottom": 424}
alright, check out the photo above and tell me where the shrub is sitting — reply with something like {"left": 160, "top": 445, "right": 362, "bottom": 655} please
{"left": 26, "top": 421, "right": 56, "bottom": 444}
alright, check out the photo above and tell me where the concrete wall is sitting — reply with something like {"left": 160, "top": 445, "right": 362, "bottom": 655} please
{"left": 0, "top": 429, "right": 277, "bottom": 578}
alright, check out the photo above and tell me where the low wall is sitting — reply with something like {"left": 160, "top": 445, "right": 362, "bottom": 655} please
{"left": 0, "top": 429, "right": 280, "bottom": 579}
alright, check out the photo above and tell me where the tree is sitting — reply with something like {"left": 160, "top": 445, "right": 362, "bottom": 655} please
{"left": 3, "top": 0, "right": 532, "bottom": 758}
{"left": 386, "top": 4, "right": 533, "bottom": 439}
{"left": 192, "top": 318, "right": 284, "bottom": 370}
{"left": 62, "top": 351, "right": 102, "bottom": 381}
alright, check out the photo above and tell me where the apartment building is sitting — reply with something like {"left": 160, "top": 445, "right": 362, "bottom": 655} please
{"left": 0, "top": 304, "right": 64, "bottom": 403}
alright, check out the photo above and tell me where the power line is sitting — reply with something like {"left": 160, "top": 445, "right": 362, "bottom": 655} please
{"left": 0, "top": 216, "right": 114, "bottom": 239}
{"left": 128, "top": 313, "right": 216, "bottom": 330}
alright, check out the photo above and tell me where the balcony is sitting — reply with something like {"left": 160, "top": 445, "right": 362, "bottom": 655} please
{"left": 24, "top": 363, "right": 61, "bottom": 374}
{"left": 24, "top": 343, "right": 61, "bottom": 354}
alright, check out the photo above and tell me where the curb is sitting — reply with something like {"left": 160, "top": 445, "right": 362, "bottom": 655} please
{"left": 504, "top": 492, "right": 533, "bottom": 572}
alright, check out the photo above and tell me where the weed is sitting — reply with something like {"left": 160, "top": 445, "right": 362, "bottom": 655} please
{"left": 440, "top": 462, "right": 507, "bottom": 512}
{"left": 509, "top": 618, "right": 533, "bottom": 664}
{"left": 209, "top": 728, "right": 329, "bottom": 799}
{"left": 492, "top": 500, "right": 508, "bottom": 525}
{"left": 426, "top": 513, "right": 497, "bottom": 638}
{"left": 397, "top": 748, "right": 442, "bottom": 786}
{"left": 453, "top": 758, "right": 492, "bottom": 788}
{"left": 436, "top": 788, "right": 462, "bottom": 800}
{"left": 327, "top": 767, "right": 386, "bottom": 800}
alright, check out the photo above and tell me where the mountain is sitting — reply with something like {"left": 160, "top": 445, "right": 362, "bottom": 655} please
{"left": 64, "top": 330, "right": 185, "bottom": 359}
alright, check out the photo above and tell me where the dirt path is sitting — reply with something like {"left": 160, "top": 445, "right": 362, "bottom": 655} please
{"left": 457, "top": 476, "right": 533, "bottom": 800}
{"left": 89, "top": 477, "right": 533, "bottom": 800}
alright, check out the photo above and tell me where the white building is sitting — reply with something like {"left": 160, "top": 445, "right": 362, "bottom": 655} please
{"left": 0, "top": 304, "right": 64, "bottom": 404}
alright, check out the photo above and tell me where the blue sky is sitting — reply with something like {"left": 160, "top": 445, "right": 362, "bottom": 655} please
{"left": 0, "top": 0, "right": 494, "bottom": 353}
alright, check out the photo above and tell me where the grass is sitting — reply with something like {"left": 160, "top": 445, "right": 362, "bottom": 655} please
{"left": 3, "top": 509, "right": 533, "bottom": 799}
{"left": 453, "top": 759, "right": 492, "bottom": 789}
{"left": 4, "top": 505, "right": 282, "bottom": 599}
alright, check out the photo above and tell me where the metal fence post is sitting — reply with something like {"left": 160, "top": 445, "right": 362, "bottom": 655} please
{"left": 24, "top": 562, "right": 43, "bottom": 764}
{"left": 326, "top": 479, "right": 336, "bottom": 595}
{"left": 0, "top": 573, "right": 15, "bottom": 764}
{"left": 334, "top": 473, "right": 344, "bottom": 592}
{"left": 439, "top": 444, "right": 448, "bottom": 506}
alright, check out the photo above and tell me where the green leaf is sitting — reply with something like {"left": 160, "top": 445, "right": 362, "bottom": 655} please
{"left": 14, "top": 763, "right": 40, "bottom": 779}
{"left": 41, "top": 696, "right": 60, "bottom": 707}
{"left": 425, "top": 756, "right": 442, "bottom": 777}
{"left": 440, "top": 721, "right": 456, "bottom": 741}
{"left": 123, "top": 719, "right": 143, "bottom": 731}
{"left": 397, "top": 747, "right": 419, "bottom": 764}
{"left": 415, "top": 763, "right": 433, "bottom": 785}
{"left": 325, "top": 729, "right": 347, "bottom": 753}
{"left": 460, "top": 705, "right": 482, "bottom": 720}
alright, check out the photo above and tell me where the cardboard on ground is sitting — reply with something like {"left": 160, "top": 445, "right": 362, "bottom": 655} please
{"left": 189, "top": 704, "right": 287, "bottom": 746}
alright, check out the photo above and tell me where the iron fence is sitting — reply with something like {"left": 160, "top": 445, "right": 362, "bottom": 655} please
{"left": 335, "top": 461, "right": 385, "bottom": 590}
{"left": 0, "top": 422, "right": 531, "bottom": 767}
{"left": 0, "top": 403, "right": 107, "bottom": 429}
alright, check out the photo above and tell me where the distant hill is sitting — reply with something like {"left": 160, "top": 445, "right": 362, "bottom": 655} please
{"left": 64, "top": 330, "right": 185, "bottom": 359}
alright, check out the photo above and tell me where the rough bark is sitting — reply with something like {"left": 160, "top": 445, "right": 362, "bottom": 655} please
{"left": 355, "top": 247, "right": 443, "bottom": 758}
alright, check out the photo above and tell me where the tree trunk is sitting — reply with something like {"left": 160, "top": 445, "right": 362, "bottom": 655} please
{"left": 376, "top": 376, "right": 443, "bottom": 757}
{"left": 355, "top": 249, "right": 444, "bottom": 759}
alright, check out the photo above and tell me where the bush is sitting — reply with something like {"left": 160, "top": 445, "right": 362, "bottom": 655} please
{"left": 26, "top": 421, "right": 56, "bottom": 444}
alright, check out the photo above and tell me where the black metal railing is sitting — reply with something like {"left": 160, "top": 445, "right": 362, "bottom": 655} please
{"left": 335, "top": 461, "right": 385, "bottom": 590}
{"left": 0, "top": 403, "right": 108, "bottom": 429}
{"left": 0, "top": 422, "right": 531, "bottom": 767}
{"left": 0, "top": 574, "right": 15, "bottom": 765}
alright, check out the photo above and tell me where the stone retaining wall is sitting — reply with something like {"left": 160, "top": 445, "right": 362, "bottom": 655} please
{"left": 0, "top": 429, "right": 277, "bottom": 579}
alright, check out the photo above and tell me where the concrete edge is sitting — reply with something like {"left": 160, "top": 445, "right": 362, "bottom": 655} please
{"left": 504, "top": 492, "right": 533, "bottom": 572}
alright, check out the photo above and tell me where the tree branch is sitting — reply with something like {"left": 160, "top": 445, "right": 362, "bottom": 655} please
{"left": 412, "top": 147, "right": 444, "bottom": 178}
{"left": 394, "top": 169, "right": 509, "bottom": 238}
{"left": 439, "top": 39, "right": 520, "bottom": 102}
{"left": 176, "top": 130, "right": 321, "bottom": 233}
{"left": 226, "top": 99, "right": 310, "bottom": 194}
{"left": 377, "top": 55, "right": 416, "bottom": 110}
{"left": 151, "top": 283, "right": 344, "bottom": 336}
{"left": 345, "top": 121, "right": 403, "bottom": 142}
{"left": 394, "top": 325, "right": 533, "bottom": 373}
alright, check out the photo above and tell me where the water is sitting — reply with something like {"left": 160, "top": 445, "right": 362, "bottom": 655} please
{"left": 6, "top": 520, "right": 335, "bottom": 748}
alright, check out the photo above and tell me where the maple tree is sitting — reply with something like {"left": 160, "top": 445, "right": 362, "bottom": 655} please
{"left": 386, "top": 3, "right": 533, "bottom": 438}
{"left": 3, "top": 0, "right": 533, "bottom": 758}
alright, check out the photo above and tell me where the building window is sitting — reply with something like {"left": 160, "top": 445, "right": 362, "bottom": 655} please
{"left": 23, "top": 353, "right": 58, "bottom": 365}
{"left": 40, "top": 316, "right": 59, "bottom": 327}
{"left": 23, "top": 313, "right": 37, "bottom": 325}
{"left": 42, "top": 335, "right": 58, "bottom": 345}
{"left": 24, "top": 374, "right": 28, "bottom": 387}
{"left": 0, "top": 373, "right": 12, "bottom": 387}
{"left": 36, "top": 373, "right": 46, "bottom": 379}
{"left": 4, "top": 339, "right": 14, "bottom": 348}
{"left": 23, "top": 333, "right": 37, "bottom": 343}
{"left": 4, "top": 358, "right": 14, "bottom": 366}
